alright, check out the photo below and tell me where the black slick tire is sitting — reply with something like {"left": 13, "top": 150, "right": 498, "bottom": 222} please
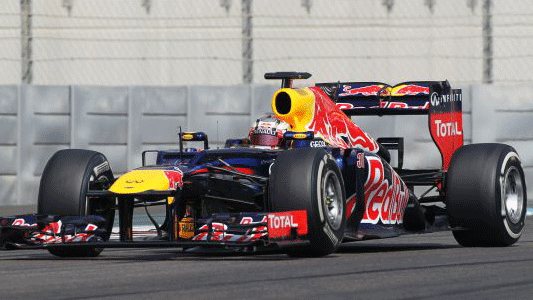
{"left": 38, "top": 149, "right": 115, "bottom": 257}
{"left": 269, "top": 148, "right": 346, "bottom": 257}
{"left": 446, "top": 143, "right": 527, "bottom": 246}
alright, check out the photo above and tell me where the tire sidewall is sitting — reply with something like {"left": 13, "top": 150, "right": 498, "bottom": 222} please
{"left": 496, "top": 151, "right": 527, "bottom": 241}
{"left": 309, "top": 152, "right": 346, "bottom": 252}
{"left": 269, "top": 148, "right": 346, "bottom": 256}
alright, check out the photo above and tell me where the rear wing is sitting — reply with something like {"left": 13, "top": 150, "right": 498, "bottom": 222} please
{"left": 316, "top": 81, "right": 458, "bottom": 115}
{"left": 316, "top": 80, "right": 463, "bottom": 170}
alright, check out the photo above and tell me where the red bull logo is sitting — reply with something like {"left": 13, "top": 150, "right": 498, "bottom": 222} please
{"left": 164, "top": 169, "right": 184, "bottom": 189}
{"left": 339, "top": 84, "right": 429, "bottom": 97}
{"left": 392, "top": 85, "right": 429, "bottom": 96}
{"left": 339, "top": 85, "right": 385, "bottom": 97}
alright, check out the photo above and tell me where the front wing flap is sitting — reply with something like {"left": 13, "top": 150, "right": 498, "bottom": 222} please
{"left": 0, "top": 214, "right": 108, "bottom": 249}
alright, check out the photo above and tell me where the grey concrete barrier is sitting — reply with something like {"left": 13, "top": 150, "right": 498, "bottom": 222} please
{"left": 0, "top": 84, "right": 531, "bottom": 207}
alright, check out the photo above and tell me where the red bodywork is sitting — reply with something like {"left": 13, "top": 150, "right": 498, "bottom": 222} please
{"left": 306, "top": 86, "right": 380, "bottom": 153}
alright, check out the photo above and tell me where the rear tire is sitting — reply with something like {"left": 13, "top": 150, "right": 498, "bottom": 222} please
{"left": 269, "top": 148, "right": 346, "bottom": 257}
{"left": 446, "top": 143, "right": 527, "bottom": 246}
{"left": 38, "top": 149, "right": 115, "bottom": 257}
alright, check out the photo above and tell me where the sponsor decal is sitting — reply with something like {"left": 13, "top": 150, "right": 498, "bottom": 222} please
{"left": 269, "top": 215, "right": 298, "bottom": 229}
{"left": 164, "top": 169, "right": 184, "bottom": 189}
{"left": 125, "top": 179, "right": 144, "bottom": 184}
{"left": 430, "top": 112, "right": 463, "bottom": 170}
{"left": 336, "top": 101, "right": 429, "bottom": 111}
{"left": 429, "top": 89, "right": 463, "bottom": 170}
{"left": 346, "top": 194, "right": 357, "bottom": 219}
{"left": 11, "top": 218, "right": 37, "bottom": 228}
{"left": 392, "top": 84, "right": 429, "bottom": 96}
{"left": 258, "top": 121, "right": 276, "bottom": 127}
{"left": 179, "top": 217, "right": 195, "bottom": 239}
{"left": 323, "top": 222, "right": 339, "bottom": 245}
{"left": 339, "top": 85, "right": 385, "bottom": 97}
{"left": 434, "top": 120, "right": 462, "bottom": 137}
{"left": 310, "top": 140, "right": 326, "bottom": 147}
{"left": 339, "top": 84, "right": 428, "bottom": 97}
{"left": 430, "top": 91, "right": 462, "bottom": 107}
{"left": 267, "top": 210, "right": 307, "bottom": 238}
{"left": 335, "top": 84, "right": 429, "bottom": 111}
{"left": 253, "top": 127, "right": 277, "bottom": 136}
{"left": 361, "top": 156, "right": 410, "bottom": 225}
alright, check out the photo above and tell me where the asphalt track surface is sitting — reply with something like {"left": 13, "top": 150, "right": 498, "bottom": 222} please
{"left": 1, "top": 218, "right": 533, "bottom": 300}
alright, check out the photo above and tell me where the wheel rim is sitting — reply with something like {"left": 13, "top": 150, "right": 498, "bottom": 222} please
{"left": 322, "top": 170, "right": 343, "bottom": 230}
{"left": 503, "top": 166, "right": 524, "bottom": 224}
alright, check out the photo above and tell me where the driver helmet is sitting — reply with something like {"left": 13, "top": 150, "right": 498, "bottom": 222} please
{"left": 249, "top": 115, "right": 290, "bottom": 149}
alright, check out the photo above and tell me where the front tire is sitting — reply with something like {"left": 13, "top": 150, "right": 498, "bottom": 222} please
{"left": 446, "top": 143, "right": 527, "bottom": 246}
{"left": 38, "top": 149, "right": 115, "bottom": 257}
{"left": 269, "top": 148, "right": 346, "bottom": 257}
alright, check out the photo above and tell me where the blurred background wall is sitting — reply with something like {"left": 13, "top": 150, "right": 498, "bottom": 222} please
{"left": 2, "top": 0, "right": 532, "bottom": 86}
{"left": 0, "top": 0, "right": 532, "bottom": 206}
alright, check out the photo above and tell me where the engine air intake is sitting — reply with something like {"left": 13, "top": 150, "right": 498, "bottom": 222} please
{"left": 275, "top": 92, "right": 291, "bottom": 115}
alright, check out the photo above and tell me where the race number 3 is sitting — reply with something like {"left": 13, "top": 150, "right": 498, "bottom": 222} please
{"left": 357, "top": 153, "right": 365, "bottom": 168}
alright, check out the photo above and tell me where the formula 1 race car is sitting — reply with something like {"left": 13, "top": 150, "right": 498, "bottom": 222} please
{"left": 0, "top": 72, "right": 527, "bottom": 257}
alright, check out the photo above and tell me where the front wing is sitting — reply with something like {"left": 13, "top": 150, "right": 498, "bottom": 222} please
{"left": 0, "top": 210, "right": 309, "bottom": 251}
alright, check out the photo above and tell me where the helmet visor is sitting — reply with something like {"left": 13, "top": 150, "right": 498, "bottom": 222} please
{"left": 250, "top": 134, "right": 281, "bottom": 147}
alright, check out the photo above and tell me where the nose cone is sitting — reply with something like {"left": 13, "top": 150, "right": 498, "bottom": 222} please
{"left": 109, "top": 169, "right": 182, "bottom": 194}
